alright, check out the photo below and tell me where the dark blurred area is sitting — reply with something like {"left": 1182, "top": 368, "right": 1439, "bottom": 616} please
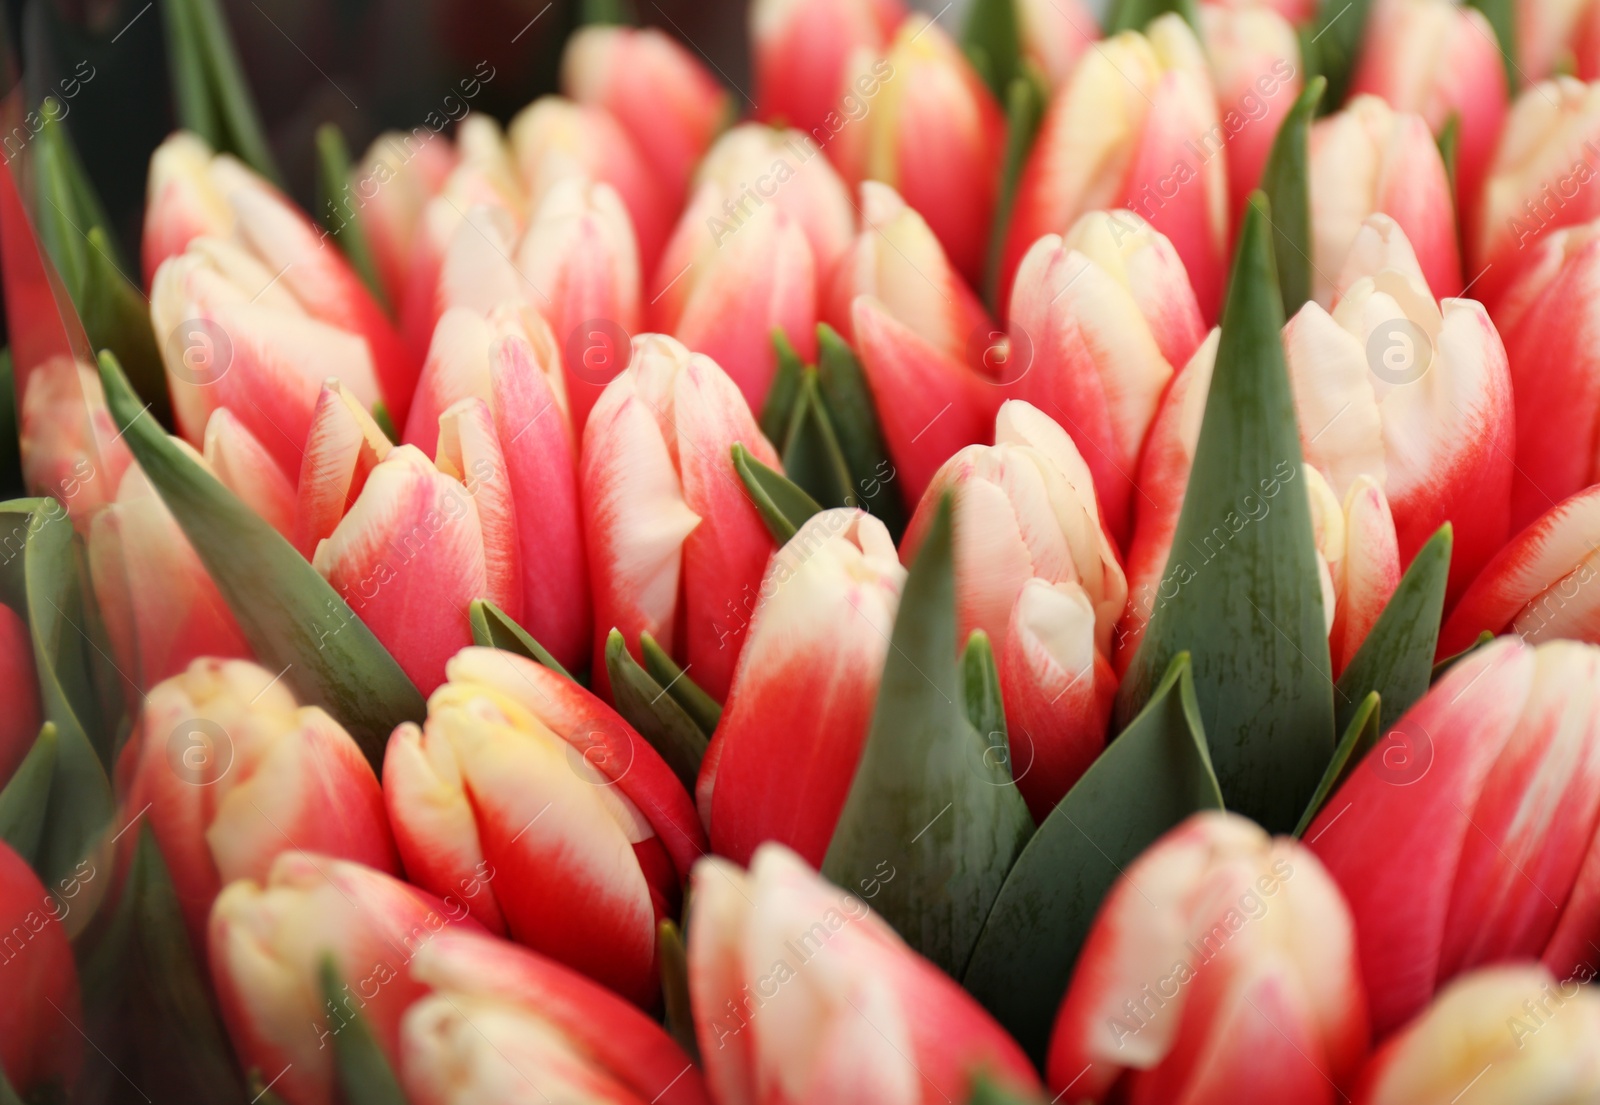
{"left": 1, "top": 0, "right": 750, "bottom": 262}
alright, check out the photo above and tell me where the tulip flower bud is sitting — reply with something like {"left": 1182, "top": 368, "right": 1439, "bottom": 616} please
{"left": 1307, "top": 470, "right": 1403, "bottom": 676}
{"left": 1199, "top": 3, "right": 1304, "bottom": 220}
{"left": 1348, "top": 0, "right": 1509, "bottom": 217}
{"left": 384, "top": 647, "right": 704, "bottom": 1006}
{"left": 904, "top": 400, "right": 1127, "bottom": 817}
{"left": 202, "top": 407, "right": 295, "bottom": 538}
{"left": 1016, "top": 0, "right": 1097, "bottom": 88}
{"left": 1352, "top": 965, "right": 1600, "bottom": 1105}
{"left": 1008, "top": 211, "right": 1207, "bottom": 546}
{"left": 0, "top": 604, "right": 39, "bottom": 788}
{"left": 1304, "top": 637, "right": 1600, "bottom": 1035}
{"left": 1311, "top": 96, "right": 1463, "bottom": 303}
{"left": 580, "top": 335, "right": 779, "bottom": 701}
{"left": 351, "top": 128, "right": 457, "bottom": 307}
{"left": 119, "top": 658, "right": 398, "bottom": 948}
{"left": 688, "top": 844, "right": 1041, "bottom": 1105}
{"left": 561, "top": 24, "right": 729, "bottom": 213}
{"left": 1520, "top": 0, "right": 1594, "bottom": 83}
{"left": 17, "top": 355, "right": 133, "bottom": 525}
{"left": 0, "top": 840, "right": 81, "bottom": 1094}
{"left": 1003, "top": 14, "right": 1230, "bottom": 318}
{"left": 209, "top": 854, "right": 482, "bottom": 1105}
{"left": 1048, "top": 812, "right": 1369, "bottom": 1104}
{"left": 700, "top": 509, "right": 906, "bottom": 866}
{"left": 750, "top": 0, "right": 903, "bottom": 146}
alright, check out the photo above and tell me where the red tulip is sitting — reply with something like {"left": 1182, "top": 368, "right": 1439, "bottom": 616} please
{"left": 1016, "top": 0, "right": 1098, "bottom": 88}
{"left": 1048, "top": 812, "right": 1369, "bottom": 1105}
{"left": 202, "top": 408, "right": 295, "bottom": 538}
{"left": 903, "top": 400, "right": 1127, "bottom": 818}
{"left": 689, "top": 844, "right": 1042, "bottom": 1105}
{"left": 0, "top": 840, "right": 81, "bottom": 1094}
{"left": 1310, "top": 96, "right": 1463, "bottom": 303}
{"left": 1003, "top": 14, "right": 1230, "bottom": 319}
{"left": 17, "top": 356, "right": 133, "bottom": 525}
{"left": 1308, "top": 470, "right": 1403, "bottom": 678}
{"left": 1304, "top": 637, "right": 1600, "bottom": 1036}
{"left": 351, "top": 128, "right": 457, "bottom": 309}
{"left": 1199, "top": 3, "right": 1304, "bottom": 222}
{"left": 118, "top": 657, "right": 398, "bottom": 950}
{"left": 0, "top": 604, "right": 39, "bottom": 788}
{"left": 1007, "top": 210, "right": 1207, "bottom": 547}
{"left": 700, "top": 508, "right": 906, "bottom": 867}
{"left": 580, "top": 334, "right": 779, "bottom": 701}
{"left": 384, "top": 646, "right": 705, "bottom": 1007}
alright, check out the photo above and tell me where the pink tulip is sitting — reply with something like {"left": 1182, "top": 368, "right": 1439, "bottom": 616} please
{"left": 1199, "top": 3, "right": 1304, "bottom": 222}
{"left": 1304, "top": 637, "right": 1600, "bottom": 1036}
{"left": 561, "top": 24, "right": 729, "bottom": 213}
{"left": 351, "top": 128, "right": 458, "bottom": 308}
{"left": 688, "top": 843, "right": 1042, "bottom": 1105}
{"left": 1206, "top": 0, "right": 1316, "bottom": 20}
{"left": 1016, "top": 0, "right": 1098, "bottom": 88}
{"left": 0, "top": 840, "right": 81, "bottom": 1094}
{"left": 209, "top": 854, "right": 483, "bottom": 1105}
{"left": 580, "top": 334, "right": 779, "bottom": 701}
{"left": 17, "top": 355, "right": 133, "bottom": 525}
{"left": 384, "top": 647, "right": 705, "bottom": 1007}
{"left": 1047, "top": 812, "right": 1369, "bottom": 1105}
{"left": 1578, "top": 1, "right": 1600, "bottom": 81}
{"left": 903, "top": 401, "right": 1127, "bottom": 819}
{"left": 398, "top": 931, "right": 711, "bottom": 1105}
{"left": 1007, "top": 211, "right": 1208, "bottom": 547}
{"left": 700, "top": 509, "right": 906, "bottom": 867}
{"left": 1003, "top": 14, "right": 1230, "bottom": 319}
{"left": 1519, "top": 0, "right": 1595, "bottom": 83}
{"left": 1348, "top": 0, "right": 1509, "bottom": 219}
{"left": 1439, "top": 484, "right": 1600, "bottom": 656}
{"left": 1352, "top": 965, "right": 1600, "bottom": 1105}
{"left": 1308, "top": 470, "right": 1403, "bottom": 677}
{"left": 0, "top": 604, "right": 39, "bottom": 788}
{"left": 1310, "top": 96, "right": 1463, "bottom": 303}
{"left": 202, "top": 408, "right": 296, "bottom": 538}
{"left": 118, "top": 658, "right": 398, "bottom": 950}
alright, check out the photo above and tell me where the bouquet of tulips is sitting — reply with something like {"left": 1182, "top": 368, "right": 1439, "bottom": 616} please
{"left": 3, "top": 0, "right": 1600, "bottom": 1100}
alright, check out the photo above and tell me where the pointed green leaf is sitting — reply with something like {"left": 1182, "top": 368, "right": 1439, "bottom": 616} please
{"left": 1256, "top": 76, "right": 1325, "bottom": 315}
{"left": 985, "top": 71, "right": 1047, "bottom": 315}
{"left": 641, "top": 632, "right": 721, "bottom": 735}
{"left": 315, "top": 123, "right": 388, "bottom": 311}
{"left": 1105, "top": 0, "right": 1202, "bottom": 35}
{"left": 1304, "top": 0, "right": 1374, "bottom": 109}
{"left": 1334, "top": 524, "right": 1450, "bottom": 738}
{"left": 1113, "top": 196, "right": 1335, "bottom": 834}
{"left": 965, "top": 1074, "right": 1047, "bottom": 1105}
{"left": 1295, "top": 690, "right": 1380, "bottom": 837}
{"left": 657, "top": 919, "right": 699, "bottom": 1063}
{"left": 371, "top": 399, "right": 399, "bottom": 444}
{"left": 605, "top": 630, "right": 708, "bottom": 791}
{"left": 814, "top": 324, "right": 907, "bottom": 537}
{"left": 732, "top": 442, "right": 823, "bottom": 543}
{"left": 1437, "top": 113, "right": 1461, "bottom": 201}
{"left": 760, "top": 329, "right": 807, "bottom": 447}
{"left": 823, "top": 496, "right": 1033, "bottom": 979}
{"left": 961, "top": 630, "right": 1006, "bottom": 747}
{"left": 1466, "top": 0, "right": 1516, "bottom": 89}
{"left": 97, "top": 352, "right": 424, "bottom": 769}
{"left": 163, "top": 0, "right": 283, "bottom": 182}
{"left": 962, "top": 0, "right": 1023, "bottom": 100}
{"left": 322, "top": 957, "right": 408, "bottom": 1105}
{"left": 964, "top": 653, "right": 1223, "bottom": 1063}
{"left": 469, "top": 599, "right": 576, "bottom": 682}
{"left": 781, "top": 372, "right": 856, "bottom": 511}
{"left": 0, "top": 723, "right": 57, "bottom": 864}
{"left": 1434, "top": 629, "right": 1494, "bottom": 682}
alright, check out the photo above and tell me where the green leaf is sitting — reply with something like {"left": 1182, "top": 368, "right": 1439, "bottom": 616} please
{"left": 162, "top": 0, "right": 283, "bottom": 182}
{"left": 823, "top": 496, "right": 1033, "bottom": 979}
{"left": 641, "top": 633, "right": 721, "bottom": 735}
{"left": 961, "top": 630, "right": 1006, "bottom": 748}
{"left": 1113, "top": 196, "right": 1335, "bottom": 834}
{"left": 1334, "top": 524, "right": 1451, "bottom": 738}
{"left": 965, "top": 1073, "right": 1048, "bottom": 1105}
{"left": 371, "top": 399, "right": 398, "bottom": 444}
{"left": 1104, "top": 0, "right": 1202, "bottom": 35}
{"left": 1437, "top": 113, "right": 1461, "bottom": 201}
{"left": 1304, "top": 0, "right": 1374, "bottom": 110}
{"left": 760, "top": 329, "right": 806, "bottom": 448}
{"left": 962, "top": 0, "right": 1023, "bottom": 100}
{"left": 731, "top": 442, "right": 822, "bottom": 543}
{"left": 1466, "top": 0, "right": 1516, "bottom": 90}
{"left": 469, "top": 598, "right": 576, "bottom": 682}
{"left": 657, "top": 919, "right": 700, "bottom": 1063}
{"left": 814, "top": 324, "right": 907, "bottom": 538}
{"left": 780, "top": 372, "right": 856, "bottom": 511}
{"left": 964, "top": 653, "right": 1223, "bottom": 1063}
{"left": 0, "top": 1066, "right": 23, "bottom": 1105}
{"left": 985, "top": 70, "right": 1048, "bottom": 316}
{"left": 580, "top": 0, "right": 639, "bottom": 25}
{"left": 322, "top": 957, "right": 408, "bottom": 1105}
{"left": 0, "top": 723, "right": 57, "bottom": 864}
{"left": 1294, "top": 690, "right": 1379, "bottom": 837}
{"left": 97, "top": 352, "right": 424, "bottom": 769}
{"left": 1256, "top": 76, "right": 1325, "bottom": 316}
{"left": 604, "top": 630, "right": 709, "bottom": 792}
{"left": 315, "top": 123, "right": 389, "bottom": 312}
{"left": 1434, "top": 630, "right": 1494, "bottom": 682}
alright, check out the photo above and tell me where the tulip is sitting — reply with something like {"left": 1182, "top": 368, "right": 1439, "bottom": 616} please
{"left": 1520, "top": 0, "right": 1594, "bottom": 83}
{"left": 1438, "top": 484, "right": 1600, "bottom": 656}
{"left": 351, "top": 127, "right": 458, "bottom": 308}
{"left": 1348, "top": 0, "right": 1509, "bottom": 219}
{"left": 0, "top": 604, "right": 39, "bottom": 788}
{"left": 203, "top": 408, "right": 296, "bottom": 538}
{"left": 561, "top": 24, "right": 729, "bottom": 213}
{"left": 16, "top": 355, "right": 133, "bottom": 525}
{"left": 844, "top": 16, "right": 1005, "bottom": 284}
{"left": 1310, "top": 95, "right": 1463, "bottom": 303}
{"left": 903, "top": 400, "right": 1127, "bottom": 818}
{"left": 1307, "top": 470, "right": 1403, "bottom": 677}
{"left": 144, "top": 132, "right": 415, "bottom": 446}
{"left": 688, "top": 843, "right": 1042, "bottom": 1105}
{"left": 1002, "top": 14, "right": 1230, "bottom": 319}
{"left": 384, "top": 646, "right": 705, "bottom": 1007}
{"left": 700, "top": 508, "right": 906, "bottom": 867}
{"left": 1199, "top": 3, "right": 1304, "bottom": 221}
{"left": 1351, "top": 965, "right": 1600, "bottom": 1105}
{"left": 399, "top": 930, "right": 711, "bottom": 1105}
{"left": 823, "top": 180, "right": 991, "bottom": 366}
{"left": 1207, "top": 0, "right": 1317, "bottom": 20}
{"left": 1303, "top": 636, "right": 1600, "bottom": 1035}
{"left": 118, "top": 658, "right": 398, "bottom": 950}
{"left": 0, "top": 840, "right": 81, "bottom": 1094}
{"left": 1047, "top": 812, "right": 1369, "bottom": 1105}
{"left": 1016, "top": 0, "right": 1098, "bottom": 89}
{"left": 1007, "top": 210, "right": 1208, "bottom": 546}
{"left": 1283, "top": 213, "right": 1513, "bottom": 599}
{"left": 580, "top": 334, "right": 779, "bottom": 701}
{"left": 1578, "top": 1, "right": 1600, "bottom": 81}
{"left": 209, "top": 853, "right": 483, "bottom": 1105}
